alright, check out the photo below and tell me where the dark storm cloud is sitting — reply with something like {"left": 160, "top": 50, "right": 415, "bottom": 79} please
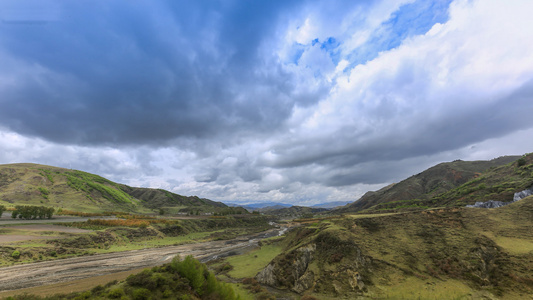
{"left": 0, "top": 0, "right": 316, "bottom": 146}
{"left": 2, "top": 0, "right": 533, "bottom": 205}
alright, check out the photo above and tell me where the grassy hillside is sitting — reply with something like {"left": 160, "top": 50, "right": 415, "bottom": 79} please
{"left": 339, "top": 155, "right": 520, "bottom": 213}
{"left": 255, "top": 196, "right": 533, "bottom": 299}
{"left": 0, "top": 163, "right": 226, "bottom": 213}
{"left": 259, "top": 205, "right": 328, "bottom": 218}
{"left": 432, "top": 152, "right": 533, "bottom": 207}
{"left": 120, "top": 186, "right": 227, "bottom": 213}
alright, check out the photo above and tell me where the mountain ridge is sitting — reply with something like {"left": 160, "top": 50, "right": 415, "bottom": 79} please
{"left": 0, "top": 163, "right": 227, "bottom": 213}
{"left": 337, "top": 155, "right": 521, "bottom": 213}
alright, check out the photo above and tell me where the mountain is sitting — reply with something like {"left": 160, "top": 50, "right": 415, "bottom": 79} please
{"left": 311, "top": 201, "right": 352, "bottom": 209}
{"left": 431, "top": 153, "right": 533, "bottom": 207}
{"left": 258, "top": 205, "right": 328, "bottom": 217}
{"left": 338, "top": 155, "right": 520, "bottom": 213}
{"left": 120, "top": 186, "right": 226, "bottom": 212}
{"left": 0, "top": 163, "right": 227, "bottom": 213}
{"left": 225, "top": 202, "right": 292, "bottom": 210}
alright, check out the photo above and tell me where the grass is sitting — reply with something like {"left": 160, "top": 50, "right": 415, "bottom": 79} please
{"left": 95, "top": 231, "right": 218, "bottom": 253}
{"left": 372, "top": 277, "right": 477, "bottom": 300}
{"left": 225, "top": 244, "right": 283, "bottom": 278}
{"left": 491, "top": 236, "right": 533, "bottom": 255}
{"left": 223, "top": 282, "right": 255, "bottom": 300}
{"left": 251, "top": 198, "right": 533, "bottom": 299}
{"left": 0, "top": 163, "right": 211, "bottom": 214}
{"left": 347, "top": 212, "right": 400, "bottom": 219}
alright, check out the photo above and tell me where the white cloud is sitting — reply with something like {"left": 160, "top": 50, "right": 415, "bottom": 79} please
{"left": 1, "top": 0, "right": 533, "bottom": 206}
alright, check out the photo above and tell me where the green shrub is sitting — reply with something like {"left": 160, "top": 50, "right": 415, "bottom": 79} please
{"left": 11, "top": 250, "right": 20, "bottom": 259}
{"left": 132, "top": 288, "right": 151, "bottom": 300}
{"left": 171, "top": 255, "right": 206, "bottom": 294}
{"left": 108, "top": 288, "right": 125, "bottom": 299}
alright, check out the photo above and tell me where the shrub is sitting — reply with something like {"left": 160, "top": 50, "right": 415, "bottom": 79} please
{"left": 171, "top": 256, "right": 206, "bottom": 294}
{"left": 132, "top": 288, "right": 151, "bottom": 300}
{"left": 90, "top": 285, "right": 105, "bottom": 296}
{"left": 517, "top": 157, "right": 527, "bottom": 167}
{"left": 108, "top": 288, "right": 125, "bottom": 299}
{"left": 11, "top": 250, "right": 20, "bottom": 259}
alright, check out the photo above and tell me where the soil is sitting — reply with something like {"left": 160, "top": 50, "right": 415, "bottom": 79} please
{"left": 0, "top": 228, "right": 283, "bottom": 293}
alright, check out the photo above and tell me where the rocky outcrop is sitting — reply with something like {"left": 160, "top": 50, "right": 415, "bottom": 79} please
{"left": 514, "top": 187, "right": 533, "bottom": 201}
{"left": 467, "top": 186, "right": 533, "bottom": 208}
{"left": 256, "top": 263, "right": 277, "bottom": 286}
{"left": 293, "top": 270, "right": 315, "bottom": 293}
{"left": 256, "top": 229, "right": 372, "bottom": 296}
{"left": 256, "top": 243, "right": 316, "bottom": 293}
{"left": 467, "top": 200, "right": 509, "bottom": 208}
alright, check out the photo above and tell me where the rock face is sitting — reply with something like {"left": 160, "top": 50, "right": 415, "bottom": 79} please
{"left": 466, "top": 186, "right": 533, "bottom": 208}
{"left": 514, "top": 187, "right": 533, "bottom": 202}
{"left": 256, "top": 229, "right": 371, "bottom": 296}
{"left": 256, "top": 243, "right": 316, "bottom": 293}
{"left": 467, "top": 200, "right": 509, "bottom": 208}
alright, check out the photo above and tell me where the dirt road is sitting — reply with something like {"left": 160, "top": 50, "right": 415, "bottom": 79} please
{"left": 0, "top": 228, "right": 282, "bottom": 292}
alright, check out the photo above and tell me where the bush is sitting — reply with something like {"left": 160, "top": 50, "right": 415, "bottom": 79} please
{"left": 11, "top": 250, "right": 20, "bottom": 259}
{"left": 517, "top": 157, "right": 527, "bottom": 167}
{"left": 108, "top": 288, "right": 125, "bottom": 299}
{"left": 132, "top": 288, "right": 151, "bottom": 300}
{"left": 10, "top": 205, "right": 54, "bottom": 219}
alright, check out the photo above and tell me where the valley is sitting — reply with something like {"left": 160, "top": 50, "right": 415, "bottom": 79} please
{"left": 0, "top": 227, "right": 285, "bottom": 295}
{"left": 0, "top": 153, "right": 532, "bottom": 299}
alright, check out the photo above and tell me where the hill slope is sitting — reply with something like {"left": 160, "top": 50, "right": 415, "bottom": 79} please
{"left": 339, "top": 155, "right": 520, "bottom": 213}
{"left": 431, "top": 152, "right": 533, "bottom": 206}
{"left": 0, "top": 163, "right": 226, "bottom": 213}
{"left": 256, "top": 196, "right": 533, "bottom": 299}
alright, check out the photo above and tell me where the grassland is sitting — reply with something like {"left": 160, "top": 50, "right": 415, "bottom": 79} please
{"left": 224, "top": 244, "right": 283, "bottom": 278}
{"left": 245, "top": 196, "right": 533, "bottom": 299}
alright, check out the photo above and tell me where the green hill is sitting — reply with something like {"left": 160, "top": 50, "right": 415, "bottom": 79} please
{"left": 259, "top": 205, "right": 328, "bottom": 218}
{"left": 338, "top": 155, "right": 520, "bottom": 213}
{"left": 432, "top": 153, "right": 533, "bottom": 207}
{"left": 0, "top": 163, "right": 227, "bottom": 213}
{"left": 255, "top": 196, "right": 533, "bottom": 299}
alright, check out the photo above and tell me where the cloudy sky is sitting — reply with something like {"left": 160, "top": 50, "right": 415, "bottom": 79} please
{"left": 1, "top": 0, "right": 533, "bottom": 206}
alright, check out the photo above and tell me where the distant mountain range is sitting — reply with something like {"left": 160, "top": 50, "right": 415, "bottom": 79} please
{"left": 226, "top": 201, "right": 351, "bottom": 210}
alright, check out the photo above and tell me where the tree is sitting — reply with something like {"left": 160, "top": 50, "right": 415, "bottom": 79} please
{"left": 11, "top": 206, "right": 54, "bottom": 219}
{"left": 0, "top": 205, "right": 5, "bottom": 217}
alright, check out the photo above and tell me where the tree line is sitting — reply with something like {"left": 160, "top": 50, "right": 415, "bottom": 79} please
{"left": 11, "top": 205, "right": 55, "bottom": 219}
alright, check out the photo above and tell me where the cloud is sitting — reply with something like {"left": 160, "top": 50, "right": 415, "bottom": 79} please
{"left": 0, "top": 0, "right": 320, "bottom": 146}
{"left": 263, "top": 0, "right": 533, "bottom": 187}
{"left": 1, "top": 0, "right": 533, "bottom": 205}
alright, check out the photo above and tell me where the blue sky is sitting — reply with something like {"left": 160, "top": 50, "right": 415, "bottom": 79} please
{"left": 1, "top": 0, "right": 533, "bottom": 205}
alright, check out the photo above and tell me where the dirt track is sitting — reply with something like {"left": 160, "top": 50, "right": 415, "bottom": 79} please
{"left": 0, "top": 229, "right": 281, "bottom": 292}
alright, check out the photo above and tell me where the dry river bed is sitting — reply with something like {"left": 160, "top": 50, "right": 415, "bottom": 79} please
{"left": 0, "top": 228, "right": 282, "bottom": 294}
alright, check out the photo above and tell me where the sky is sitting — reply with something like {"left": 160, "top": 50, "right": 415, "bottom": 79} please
{"left": 1, "top": 0, "right": 533, "bottom": 206}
